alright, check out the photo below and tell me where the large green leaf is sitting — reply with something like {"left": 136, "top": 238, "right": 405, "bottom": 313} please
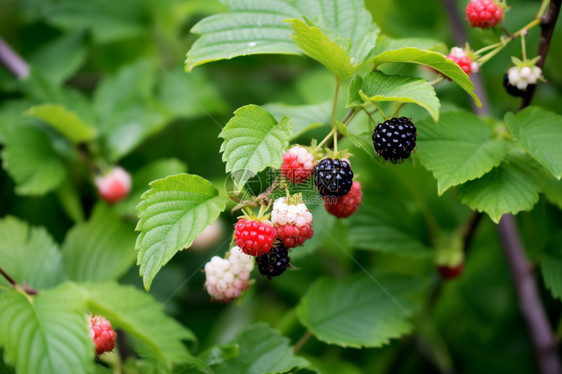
{"left": 372, "top": 36, "right": 447, "bottom": 55}
{"left": 263, "top": 101, "right": 331, "bottom": 138}
{"left": 298, "top": 273, "right": 426, "bottom": 348}
{"left": 210, "top": 323, "right": 308, "bottom": 374}
{"left": 136, "top": 174, "right": 227, "bottom": 290}
{"left": 351, "top": 71, "right": 440, "bottom": 121}
{"left": 185, "top": 0, "right": 379, "bottom": 71}
{"left": 417, "top": 111, "right": 510, "bottom": 195}
{"left": 80, "top": 283, "right": 195, "bottom": 365}
{"left": 219, "top": 105, "right": 292, "bottom": 189}
{"left": 541, "top": 232, "right": 562, "bottom": 301}
{"left": 369, "top": 48, "right": 480, "bottom": 106}
{"left": 287, "top": 18, "right": 354, "bottom": 79}
{"left": 348, "top": 191, "right": 432, "bottom": 257}
{"left": 0, "top": 284, "right": 95, "bottom": 374}
{"left": 62, "top": 205, "right": 137, "bottom": 282}
{"left": 25, "top": 104, "right": 97, "bottom": 143}
{"left": 1, "top": 125, "right": 67, "bottom": 195}
{"left": 0, "top": 216, "right": 66, "bottom": 290}
{"left": 505, "top": 107, "right": 562, "bottom": 180}
{"left": 457, "top": 152, "right": 542, "bottom": 223}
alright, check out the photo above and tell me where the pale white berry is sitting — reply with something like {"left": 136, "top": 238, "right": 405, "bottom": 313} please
{"left": 271, "top": 197, "right": 313, "bottom": 227}
{"left": 204, "top": 246, "right": 254, "bottom": 302}
{"left": 508, "top": 65, "right": 543, "bottom": 91}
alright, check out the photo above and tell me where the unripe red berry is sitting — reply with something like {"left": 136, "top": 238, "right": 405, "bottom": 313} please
{"left": 89, "top": 315, "right": 116, "bottom": 356}
{"left": 94, "top": 166, "right": 132, "bottom": 204}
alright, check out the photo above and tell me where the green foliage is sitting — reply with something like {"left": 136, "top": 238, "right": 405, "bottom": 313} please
{"left": 25, "top": 104, "right": 97, "bottom": 143}
{"left": 457, "top": 152, "right": 542, "bottom": 223}
{"left": 135, "top": 174, "right": 227, "bottom": 290}
{"left": 348, "top": 71, "right": 440, "bottom": 120}
{"left": 369, "top": 48, "right": 481, "bottom": 106}
{"left": 219, "top": 105, "right": 292, "bottom": 188}
{"left": 417, "top": 111, "right": 509, "bottom": 195}
{"left": 298, "top": 273, "right": 427, "bottom": 347}
{"left": 287, "top": 19, "right": 355, "bottom": 79}
{"left": 208, "top": 324, "right": 309, "bottom": 374}
{"left": 62, "top": 205, "right": 137, "bottom": 282}
{"left": 0, "top": 284, "right": 95, "bottom": 374}
{"left": 263, "top": 101, "right": 331, "bottom": 138}
{"left": 1, "top": 125, "right": 67, "bottom": 195}
{"left": 505, "top": 107, "right": 562, "bottom": 180}
{"left": 0, "top": 216, "right": 66, "bottom": 290}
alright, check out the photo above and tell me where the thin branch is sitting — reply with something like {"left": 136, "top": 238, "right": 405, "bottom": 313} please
{"left": 497, "top": 215, "right": 561, "bottom": 374}
{"left": 0, "top": 36, "right": 29, "bottom": 79}
{"left": 293, "top": 330, "right": 312, "bottom": 353}
{"left": 0, "top": 266, "right": 17, "bottom": 287}
{"left": 521, "top": 0, "right": 562, "bottom": 108}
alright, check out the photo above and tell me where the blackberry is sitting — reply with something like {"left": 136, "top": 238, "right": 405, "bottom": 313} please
{"left": 503, "top": 73, "right": 534, "bottom": 97}
{"left": 256, "top": 243, "right": 290, "bottom": 279}
{"left": 372, "top": 117, "right": 417, "bottom": 161}
{"left": 313, "top": 158, "right": 354, "bottom": 197}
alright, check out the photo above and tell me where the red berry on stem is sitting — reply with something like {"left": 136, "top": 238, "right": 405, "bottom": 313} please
{"left": 275, "top": 223, "right": 313, "bottom": 248}
{"left": 95, "top": 166, "right": 131, "bottom": 204}
{"left": 234, "top": 218, "right": 275, "bottom": 256}
{"left": 324, "top": 181, "right": 363, "bottom": 218}
{"left": 89, "top": 315, "right": 116, "bottom": 356}
{"left": 465, "top": 0, "right": 504, "bottom": 29}
{"left": 438, "top": 262, "right": 465, "bottom": 279}
{"left": 281, "top": 146, "right": 314, "bottom": 184}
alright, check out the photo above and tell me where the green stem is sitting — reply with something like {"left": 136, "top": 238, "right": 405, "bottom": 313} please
{"left": 293, "top": 330, "right": 312, "bottom": 353}
{"left": 537, "top": 0, "right": 551, "bottom": 18}
{"left": 428, "top": 76, "right": 445, "bottom": 86}
{"left": 372, "top": 102, "right": 388, "bottom": 120}
{"left": 313, "top": 127, "right": 337, "bottom": 152}
{"left": 331, "top": 78, "right": 340, "bottom": 128}
{"left": 521, "top": 31, "right": 527, "bottom": 61}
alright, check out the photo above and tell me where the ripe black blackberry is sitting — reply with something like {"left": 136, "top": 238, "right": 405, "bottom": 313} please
{"left": 256, "top": 243, "right": 290, "bottom": 279}
{"left": 372, "top": 117, "right": 417, "bottom": 161}
{"left": 313, "top": 158, "right": 354, "bottom": 197}
{"left": 503, "top": 73, "right": 534, "bottom": 97}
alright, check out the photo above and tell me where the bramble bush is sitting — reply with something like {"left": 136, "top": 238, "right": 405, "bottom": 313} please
{"left": 0, "top": 0, "right": 561, "bottom": 373}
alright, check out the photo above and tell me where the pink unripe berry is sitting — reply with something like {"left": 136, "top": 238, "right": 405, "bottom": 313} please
{"left": 94, "top": 166, "right": 132, "bottom": 204}
{"left": 88, "top": 315, "right": 116, "bottom": 356}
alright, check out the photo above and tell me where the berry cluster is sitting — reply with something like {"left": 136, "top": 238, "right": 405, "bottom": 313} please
{"left": 465, "top": 0, "right": 504, "bottom": 28}
{"left": 446, "top": 47, "right": 479, "bottom": 76}
{"left": 372, "top": 117, "right": 417, "bottom": 162}
{"left": 505, "top": 64, "right": 542, "bottom": 96}
{"left": 281, "top": 145, "right": 314, "bottom": 184}
{"left": 89, "top": 315, "right": 116, "bottom": 356}
{"left": 271, "top": 197, "right": 313, "bottom": 248}
{"left": 204, "top": 246, "right": 254, "bottom": 302}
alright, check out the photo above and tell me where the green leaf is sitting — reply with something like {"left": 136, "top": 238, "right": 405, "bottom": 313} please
{"left": 298, "top": 273, "right": 426, "bottom": 348}
{"left": 55, "top": 176, "right": 85, "bottom": 223}
{"left": 291, "top": 203, "right": 336, "bottom": 260}
{"left": 263, "top": 102, "right": 331, "bottom": 139}
{"left": 0, "top": 216, "right": 66, "bottom": 290}
{"left": 541, "top": 232, "right": 562, "bottom": 301}
{"left": 417, "top": 112, "right": 510, "bottom": 195}
{"left": 356, "top": 71, "right": 440, "bottom": 121}
{"left": 346, "top": 75, "right": 364, "bottom": 108}
{"left": 348, "top": 132, "right": 377, "bottom": 161}
{"left": 115, "top": 158, "right": 188, "bottom": 217}
{"left": 0, "top": 284, "right": 95, "bottom": 374}
{"left": 1, "top": 125, "right": 67, "bottom": 195}
{"left": 349, "top": 191, "right": 432, "bottom": 257}
{"left": 210, "top": 323, "right": 308, "bottom": 374}
{"left": 369, "top": 48, "right": 480, "bottom": 106}
{"left": 456, "top": 152, "right": 541, "bottom": 223}
{"left": 219, "top": 105, "right": 292, "bottom": 189}
{"left": 62, "top": 205, "right": 137, "bottom": 282}
{"left": 505, "top": 107, "right": 562, "bottom": 179}
{"left": 372, "top": 36, "right": 447, "bottom": 55}
{"left": 136, "top": 174, "right": 227, "bottom": 290}
{"left": 185, "top": 0, "right": 379, "bottom": 71}
{"left": 25, "top": 104, "right": 97, "bottom": 143}
{"left": 287, "top": 18, "right": 354, "bottom": 79}
{"left": 80, "top": 282, "right": 195, "bottom": 365}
